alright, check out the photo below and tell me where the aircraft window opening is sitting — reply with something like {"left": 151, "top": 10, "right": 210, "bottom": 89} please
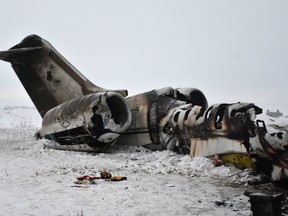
{"left": 213, "top": 105, "right": 227, "bottom": 129}
{"left": 215, "top": 115, "right": 223, "bottom": 129}
{"left": 173, "top": 111, "right": 180, "bottom": 122}
{"left": 184, "top": 109, "right": 191, "bottom": 121}
{"left": 204, "top": 106, "right": 213, "bottom": 119}
{"left": 196, "top": 107, "right": 204, "bottom": 120}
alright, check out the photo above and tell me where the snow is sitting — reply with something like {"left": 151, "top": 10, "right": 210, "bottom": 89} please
{"left": 256, "top": 113, "right": 288, "bottom": 131}
{"left": 0, "top": 107, "right": 276, "bottom": 216}
{"left": 0, "top": 107, "right": 41, "bottom": 129}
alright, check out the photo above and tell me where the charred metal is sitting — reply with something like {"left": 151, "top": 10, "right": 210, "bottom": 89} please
{"left": 38, "top": 92, "right": 131, "bottom": 150}
{"left": 1, "top": 35, "right": 288, "bottom": 186}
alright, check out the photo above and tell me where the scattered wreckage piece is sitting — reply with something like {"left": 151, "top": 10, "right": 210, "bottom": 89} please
{"left": 249, "top": 120, "right": 288, "bottom": 184}
{"left": 212, "top": 153, "right": 254, "bottom": 169}
{"left": 74, "top": 172, "right": 127, "bottom": 185}
{"left": 249, "top": 193, "right": 283, "bottom": 216}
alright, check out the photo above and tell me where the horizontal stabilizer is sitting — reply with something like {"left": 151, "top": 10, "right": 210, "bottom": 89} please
{"left": 0, "top": 47, "right": 42, "bottom": 64}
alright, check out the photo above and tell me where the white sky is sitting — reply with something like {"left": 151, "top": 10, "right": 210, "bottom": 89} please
{"left": 0, "top": 0, "right": 288, "bottom": 115}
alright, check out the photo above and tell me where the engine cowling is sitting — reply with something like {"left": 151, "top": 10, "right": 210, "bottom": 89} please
{"left": 39, "top": 92, "right": 131, "bottom": 150}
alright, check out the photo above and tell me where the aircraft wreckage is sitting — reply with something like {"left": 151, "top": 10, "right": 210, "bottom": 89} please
{"left": 0, "top": 35, "right": 288, "bottom": 185}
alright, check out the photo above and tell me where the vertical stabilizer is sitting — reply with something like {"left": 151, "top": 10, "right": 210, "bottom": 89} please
{"left": 0, "top": 35, "right": 127, "bottom": 117}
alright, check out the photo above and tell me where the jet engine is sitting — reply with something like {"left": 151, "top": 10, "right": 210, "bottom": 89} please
{"left": 38, "top": 92, "right": 132, "bottom": 150}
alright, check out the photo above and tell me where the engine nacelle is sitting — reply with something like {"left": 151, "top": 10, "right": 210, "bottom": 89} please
{"left": 38, "top": 92, "right": 131, "bottom": 150}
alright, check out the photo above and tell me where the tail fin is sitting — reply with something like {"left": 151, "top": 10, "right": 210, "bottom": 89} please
{"left": 0, "top": 35, "right": 128, "bottom": 117}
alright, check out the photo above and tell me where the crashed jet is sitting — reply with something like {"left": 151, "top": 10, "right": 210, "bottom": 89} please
{"left": 0, "top": 34, "right": 260, "bottom": 153}
{"left": 1, "top": 35, "right": 288, "bottom": 184}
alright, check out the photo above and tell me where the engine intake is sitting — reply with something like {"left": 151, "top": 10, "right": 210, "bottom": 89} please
{"left": 39, "top": 92, "right": 131, "bottom": 149}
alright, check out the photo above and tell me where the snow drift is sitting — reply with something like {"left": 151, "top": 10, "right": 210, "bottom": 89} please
{"left": 0, "top": 106, "right": 287, "bottom": 215}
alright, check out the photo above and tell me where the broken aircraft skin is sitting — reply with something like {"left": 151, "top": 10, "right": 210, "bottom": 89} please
{"left": 1, "top": 35, "right": 288, "bottom": 185}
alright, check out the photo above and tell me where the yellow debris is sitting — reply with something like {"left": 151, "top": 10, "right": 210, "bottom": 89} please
{"left": 219, "top": 153, "right": 254, "bottom": 169}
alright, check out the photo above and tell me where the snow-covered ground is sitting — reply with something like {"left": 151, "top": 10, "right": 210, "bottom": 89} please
{"left": 0, "top": 107, "right": 286, "bottom": 215}
{"left": 0, "top": 106, "right": 41, "bottom": 129}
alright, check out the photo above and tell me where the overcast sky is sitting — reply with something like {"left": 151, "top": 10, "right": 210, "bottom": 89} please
{"left": 0, "top": 0, "right": 288, "bottom": 115}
